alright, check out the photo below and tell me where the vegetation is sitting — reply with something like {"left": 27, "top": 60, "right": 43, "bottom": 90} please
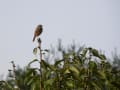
{"left": 0, "top": 39, "right": 120, "bottom": 90}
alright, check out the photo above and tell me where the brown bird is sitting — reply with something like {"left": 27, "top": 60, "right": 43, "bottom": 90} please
{"left": 33, "top": 24, "right": 43, "bottom": 42}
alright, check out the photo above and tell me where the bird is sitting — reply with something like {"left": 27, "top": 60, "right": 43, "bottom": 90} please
{"left": 33, "top": 24, "right": 43, "bottom": 42}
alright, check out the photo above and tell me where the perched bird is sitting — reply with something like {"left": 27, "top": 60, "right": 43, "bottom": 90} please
{"left": 33, "top": 24, "right": 43, "bottom": 42}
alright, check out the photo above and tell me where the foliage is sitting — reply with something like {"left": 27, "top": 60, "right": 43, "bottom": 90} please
{"left": 112, "top": 49, "right": 120, "bottom": 69}
{"left": 0, "top": 42, "right": 120, "bottom": 90}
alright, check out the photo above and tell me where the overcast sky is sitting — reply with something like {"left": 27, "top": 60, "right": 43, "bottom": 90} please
{"left": 0, "top": 0, "right": 120, "bottom": 78}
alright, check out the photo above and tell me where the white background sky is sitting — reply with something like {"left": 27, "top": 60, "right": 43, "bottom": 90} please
{"left": 0, "top": 0, "right": 120, "bottom": 79}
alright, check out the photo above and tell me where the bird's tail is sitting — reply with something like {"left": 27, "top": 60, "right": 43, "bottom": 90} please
{"left": 33, "top": 35, "right": 36, "bottom": 42}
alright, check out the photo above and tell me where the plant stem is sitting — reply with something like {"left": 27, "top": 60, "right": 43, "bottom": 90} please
{"left": 11, "top": 61, "right": 20, "bottom": 90}
{"left": 38, "top": 38, "right": 44, "bottom": 90}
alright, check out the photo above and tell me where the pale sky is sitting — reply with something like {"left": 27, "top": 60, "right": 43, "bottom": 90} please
{"left": 0, "top": 0, "right": 120, "bottom": 78}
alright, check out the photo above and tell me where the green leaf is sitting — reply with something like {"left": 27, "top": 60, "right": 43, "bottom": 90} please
{"left": 91, "top": 82, "right": 101, "bottom": 90}
{"left": 28, "top": 59, "right": 38, "bottom": 67}
{"left": 54, "top": 60, "right": 64, "bottom": 66}
{"left": 92, "top": 49, "right": 99, "bottom": 57}
{"left": 99, "top": 54, "right": 106, "bottom": 60}
{"left": 0, "top": 81, "right": 13, "bottom": 89}
{"left": 89, "top": 61, "right": 97, "bottom": 70}
{"left": 69, "top": 66, "right": 80, "bottom": 79}
{"left": 66, "top": 80, "right": 74, "bottom": 88}
{"left": 69, "top": 66, "right": 79, "bottom": 75}
{"left": 44, "top": 49, "right": 50, "bottom": 52}
{"left": 64, "top": 69, "right": 70, "bottom": 74}
{"left": 45, "top": 71, "right": 52, "bottom": 79}
{"left": 44, "top": 78, "right": 55, "bottom": 86}
{"left": 81, "top": 48, "right": 88, "bottom": 57}
{"left": 27, "top": 76, "right": 34, "bottom": 85}
{"left": 97, "top": 71, "right": 106, "bottom": 80}
{"left": 91, "top": 49, "right": 106, "bottom": 60}
{"left": 41, "top": 60, "right": 56, "bottom": 71}
{"left": 33, "top": 47, "right": 38, "bottom": 55}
